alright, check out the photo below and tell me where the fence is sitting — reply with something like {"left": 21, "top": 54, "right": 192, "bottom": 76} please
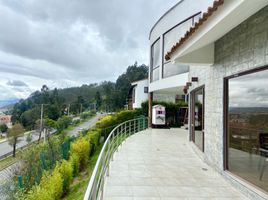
{"left": 84, "top": 117, "right": 148, "bottom": 200}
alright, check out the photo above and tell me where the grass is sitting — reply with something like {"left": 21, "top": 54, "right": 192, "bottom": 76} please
{"left": 63, "top": 144, "right": 102, "bottom": 200}
{"left": 0, "top": 149, "right": 25, "bottom": 170}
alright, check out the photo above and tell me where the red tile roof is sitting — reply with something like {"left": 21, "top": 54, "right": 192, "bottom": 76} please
{"left": 165, "top": 0, "right": 224, "bottom": 61}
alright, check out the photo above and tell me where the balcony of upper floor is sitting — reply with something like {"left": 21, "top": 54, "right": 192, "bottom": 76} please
{"left": 148, "top": 0, "right": 215, "bottom": 93}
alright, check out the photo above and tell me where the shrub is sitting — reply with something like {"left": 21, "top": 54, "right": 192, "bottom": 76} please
{"left": 26, "top": 170, "right": 63, "bottom": 200}
{"left": 96, "top": 115, "right": 116, "bottom": 128}
{"left": 70, "top": 137, "right": 90, "bottom": 170}
{"left": 55, "top": 160, "right": 73, "bottom": 195}
{"left": 86, "top": 129, "right": 101, "bottom": 155}
{"left": 69, "top": 154, "right": 79, "bottom": 177}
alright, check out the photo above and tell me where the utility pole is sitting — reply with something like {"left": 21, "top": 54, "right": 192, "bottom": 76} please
{"left": 38, "top": 104, "right": 48, "bottom": 142}
{"left": 68, "top": 104, "right": 70, "bottom": 116}
{"left": 40, "top": 103, "right": 44, "bottom": 134}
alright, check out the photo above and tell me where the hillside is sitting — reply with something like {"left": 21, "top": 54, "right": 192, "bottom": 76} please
{"left": 10, "top": 63, "right": 148, "bottom": 129}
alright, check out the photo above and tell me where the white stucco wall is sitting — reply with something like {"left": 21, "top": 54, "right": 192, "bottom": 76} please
{"left": 148, "top": 0, "right": 215, "bottom": 94}
{"left": 132, "top": 79, "right": 148, "bottom": 109}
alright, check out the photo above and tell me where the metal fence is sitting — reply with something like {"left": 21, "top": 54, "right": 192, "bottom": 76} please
{"left": 84, "top": 117, "right": 148, "bottom": 200}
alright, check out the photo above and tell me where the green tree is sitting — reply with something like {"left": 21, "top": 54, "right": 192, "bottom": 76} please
{"left": 0, "top": 124, "right": 8, "bottom": 133}
{"left": 7, "top": 123, "right": 25, "bottom": 157}
{"left": 95, "top": 91, "right": 101, "bottom": 110}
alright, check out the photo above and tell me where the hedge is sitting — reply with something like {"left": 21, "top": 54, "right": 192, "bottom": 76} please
{"left": 21, "top": 110, "right": 142, "bottom": 199}
{"left": 70, "top": 137, "right": 90, "bottom": 171}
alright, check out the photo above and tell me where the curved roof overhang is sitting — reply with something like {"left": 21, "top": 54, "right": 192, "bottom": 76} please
{"left": 165, "top": 0, "right": 268, "bottom": 66}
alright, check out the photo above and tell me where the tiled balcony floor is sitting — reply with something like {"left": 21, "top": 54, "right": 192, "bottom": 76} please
{"left": 104, "top": 128, "right": 248, "bottom": 200}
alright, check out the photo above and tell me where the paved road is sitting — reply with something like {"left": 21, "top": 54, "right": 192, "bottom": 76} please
{"left": 0, "top": 131, "right": 41, "bottom": 159}
{"left": 67, "top": 114, "right": 101, "bottom": 137}
{"left": 0, "top": 114, "right": 101, "bottom": 159}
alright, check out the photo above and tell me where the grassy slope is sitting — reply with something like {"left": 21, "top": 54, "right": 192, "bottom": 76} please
{"left": 63, "top": 144, "right": 102, "bottom": 200}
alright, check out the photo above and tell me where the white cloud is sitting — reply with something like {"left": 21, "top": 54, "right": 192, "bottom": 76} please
{"left": 0, "top": 0, "right": 178, "bottom": 100}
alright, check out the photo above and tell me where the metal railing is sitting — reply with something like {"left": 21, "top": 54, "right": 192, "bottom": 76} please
{"left": 84, "top": 117, "right": 148, "bottom": 200}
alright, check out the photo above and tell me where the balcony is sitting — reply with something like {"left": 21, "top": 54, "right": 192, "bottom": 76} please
{"left": 86, "top": 127, "right": 248, "bottom": 199}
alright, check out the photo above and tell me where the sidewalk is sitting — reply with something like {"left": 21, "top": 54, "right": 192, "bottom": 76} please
{"left": 104, "top": 128, "right": 248, "bottom": 200}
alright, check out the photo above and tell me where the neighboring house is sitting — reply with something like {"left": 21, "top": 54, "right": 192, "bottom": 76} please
{"left": 148, "top": 0, "right": 268, "bottom": 199}
{"left": 128, "top": 79, "right": 148, "bottom": 110}
{"left": 0, "top": 115, "right": 12, "bottom": 128}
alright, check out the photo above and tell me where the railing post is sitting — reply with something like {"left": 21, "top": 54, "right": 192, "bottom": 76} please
{"left": 107, "top": 139, "right": 110, "bottom": 177}
{"left": 129, "top": 121, "right": 131, "bottom": 137}
{"left": 111, "top": 132, "right": 114, "bottom": 161}
{"left": 124, "top": 122, "right": 127, "bottom": 141}
{"left": 134, "top": 119, "right": 136, "bottom": 134}
{"left": 116, "top": 127, "right": 119, "bottom": 151}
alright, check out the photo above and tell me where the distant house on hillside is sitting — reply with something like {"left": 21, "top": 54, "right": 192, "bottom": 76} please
{"left": 127, "top": 79, "right": 148, "bottom": 110}
{"left": 0, "top": 115, "right": 12, "bottom": 128}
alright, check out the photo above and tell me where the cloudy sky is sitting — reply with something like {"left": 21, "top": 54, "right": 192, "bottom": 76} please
{"left": 229, "top": 70, "right": 268, "bottom": 108}
{"left": 0, "top": 0, "right": 178, "bottom": 100}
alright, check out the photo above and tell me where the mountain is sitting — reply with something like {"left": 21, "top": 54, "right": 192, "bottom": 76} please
{"left": 0, "top": 98, "right": 20, "bottom": 108}
{"left": 229, "top": 107, "right": 268, "bottom": 113}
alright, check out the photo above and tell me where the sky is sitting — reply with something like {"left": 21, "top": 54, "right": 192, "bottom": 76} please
{"left": 229, "top": 70, "right": 268, "bottom": 108}
{"left": 0, "top": 0, "right": 179, "bottom": 101}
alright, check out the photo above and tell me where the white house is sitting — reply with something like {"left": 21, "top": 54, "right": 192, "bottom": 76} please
{"left": 148, "top": 0, "right": 268, "bottom": 199}
{"left": 128, "top": 79, "right": 148, "bottom": 110}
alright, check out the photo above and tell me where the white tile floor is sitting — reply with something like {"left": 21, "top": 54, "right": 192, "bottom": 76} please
{"left": 103, "top": 128, "right": 248, "bottom": 200}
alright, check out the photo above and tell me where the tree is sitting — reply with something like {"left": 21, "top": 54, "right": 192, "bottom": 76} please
{"left": 7, "top": 123, "right": 25, "bottom": 157}
{"left": 95, "top": 91, "right": 101, "bottom": 110}
{"left": 0, "top": 124, "right": 8, "bottom": 133}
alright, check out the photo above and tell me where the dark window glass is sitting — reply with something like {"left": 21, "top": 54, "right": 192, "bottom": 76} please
{"left": 193, "top": 88, "right": 204, "bottom": 151}
{"left": 144, "top": 87, "right": 148, "bottom": 93}
{"left": 227, "top": 68, "right": 268, "bottom": 192}
{"left": 132, "top": 88, "right": 135, "bottom": 103}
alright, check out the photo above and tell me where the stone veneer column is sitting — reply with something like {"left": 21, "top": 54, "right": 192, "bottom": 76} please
{"left": 148, "top": 92, "right": 153, "bottom": 127}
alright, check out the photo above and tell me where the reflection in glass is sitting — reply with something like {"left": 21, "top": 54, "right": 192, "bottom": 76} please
{"left": 228, "top": 68, "right": 268, "bottom": 192}
{"left": 194, "top": 88, "right": 204, "bottom": 151}
{"left": 163, "top": 62, "right": 189, "bottom": 78}
{"left": 151, "top": 39, "right": 160, "bottom": 82}
{"left": 152, "top": 68, "right": 159, "bottom": 82}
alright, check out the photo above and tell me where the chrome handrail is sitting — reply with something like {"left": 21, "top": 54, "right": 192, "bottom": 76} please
{"left": 84, "top": 117, "right": 148, "bottom": 200}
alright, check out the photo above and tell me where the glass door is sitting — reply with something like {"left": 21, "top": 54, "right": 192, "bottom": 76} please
{"left": 191, "top": 86, "right": 205, "bottom": 151}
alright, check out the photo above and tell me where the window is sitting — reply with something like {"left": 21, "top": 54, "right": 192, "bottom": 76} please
{"left": 225, "top": 67, "right": 268, "bottom": 192}
{"left": 162, "top": 13, "right": 200, "bottom": 78}
{"left": 150, "top": 39, "right": 160, "bottom": 82}
{"left": 144, "top": 87, "right": 148, "bottom": 93}
{"left": 132, "top": 88, "right": 136, "bottom": 103}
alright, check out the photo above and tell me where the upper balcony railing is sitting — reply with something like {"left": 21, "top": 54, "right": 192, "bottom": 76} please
{"left": 83, "top": 117, "right": 148, "bottom": 200}
{"left": 162, "top": 12, "right": 201, "bottom": 79}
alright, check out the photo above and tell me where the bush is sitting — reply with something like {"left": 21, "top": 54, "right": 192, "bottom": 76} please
{"left": 55, "top": 160, "right": 73, "bottom": 195}
{"left": 57, "top": 116, "right": 72, "bottom": 132}
{"left": 96, "top": 110, "right": 142, "bottom": 129}
{"left": 70, "top": 137, "right": 91, "bottom": 171}
{"left": 72, "top": 119, "right": 80, "bottom": 125}
{"left": 26, "top": 170, "right": 63, "bottom": 200}
{"left": 69, "top": 154, "right": 79, "bottom": 177}
{"left": 80, "top": 112, "right": 93, "bottom": 120}
{"left": 86, "top": 129, "right": 101, "bottom": 155}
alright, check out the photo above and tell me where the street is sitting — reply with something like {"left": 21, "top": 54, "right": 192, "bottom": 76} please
{"left": 0, "top": 114, "right": 101, "bottom": 159}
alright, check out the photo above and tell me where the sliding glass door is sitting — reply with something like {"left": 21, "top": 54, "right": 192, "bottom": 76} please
{"left": 191, "top": 86, "right": 205, "bottom": 151}
{"left": 225, "top": 67, "right": 268, "bottom": 192}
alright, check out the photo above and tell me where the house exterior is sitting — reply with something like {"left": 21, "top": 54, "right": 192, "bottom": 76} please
{"left": 0, "top": 115, "right": 12, "bottom": 128}
{"left": 148, "top": 0, "right": 268, "bottom": 199}
{"left": 128, "top": 79, "right": 148, "bottom": 110}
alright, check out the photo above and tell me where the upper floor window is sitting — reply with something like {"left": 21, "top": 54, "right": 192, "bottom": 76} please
{"left": 150, "top": 39, "right": 160, "bottom": 82}
{"left": 144, "top": 87, "right": 148, "bottom": 93}
{"left": 132, "top": 87, "right": 136, "bottom": 103}
{"left": 162, "top": 13, "right": 200, "bottom": 78}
